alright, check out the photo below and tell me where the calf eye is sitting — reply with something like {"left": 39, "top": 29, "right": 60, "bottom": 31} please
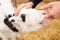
{"left": 21, "top": 14, "right": 25, "bottom": 22}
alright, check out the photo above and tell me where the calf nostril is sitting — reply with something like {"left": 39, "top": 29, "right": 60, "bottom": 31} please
{"left": 11, "top": 19, "right": 15, "bottom": 22}
{"left": 21, "top": 14, "right": 25, "bottom": 22}
{"left": 42, "top": 13, "right": 46, "bottom": 15}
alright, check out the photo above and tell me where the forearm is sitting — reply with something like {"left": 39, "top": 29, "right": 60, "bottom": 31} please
{"left": 29, "top": 0, "right": 42, "bottom": 8}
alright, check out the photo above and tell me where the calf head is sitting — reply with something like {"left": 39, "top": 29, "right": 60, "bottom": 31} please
{"left": 9, "top": 8, "right": 51, "bottom": 32}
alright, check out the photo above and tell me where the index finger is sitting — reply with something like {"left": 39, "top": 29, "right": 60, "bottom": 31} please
{"left": 41, "top": 2, "right": 53, "bottom": 10}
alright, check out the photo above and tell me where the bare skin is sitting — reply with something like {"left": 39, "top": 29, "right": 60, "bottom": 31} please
{"left": 15, "top": 1, "right": 60, "bottom": 19}
{"left": 15, "top": 2, "right": 34, "bottom": 16}
{"left": 41, "top": 2, "right": 60, "bottom": 19}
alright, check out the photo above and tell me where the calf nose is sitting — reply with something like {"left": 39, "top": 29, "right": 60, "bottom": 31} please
{"left": 21, "top": 14, "right": 25, "bottom": 22}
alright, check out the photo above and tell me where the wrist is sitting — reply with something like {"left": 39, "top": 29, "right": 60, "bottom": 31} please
{"left": 27, "top": 2, "right": 34, "bottom": 7}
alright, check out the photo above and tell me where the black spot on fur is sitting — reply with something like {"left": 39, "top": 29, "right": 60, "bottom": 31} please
{"left": 11, "top": 19, "right": 15, "bottom": 22}
{"left": 4, "top": 16, "right": 19, "bottom": 32}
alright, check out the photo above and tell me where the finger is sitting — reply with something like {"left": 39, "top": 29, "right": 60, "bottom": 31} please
{"left": 15, "top": 4, "right": 25, "bottom": 16}
{"left": 41, "top": 2, "right": 53, "bottom": 10}
{"left": 25, "top": 6, "right": 32, "bottom": 9}
{"left": 25, "top": 4, "right": 32, "bottom": 9}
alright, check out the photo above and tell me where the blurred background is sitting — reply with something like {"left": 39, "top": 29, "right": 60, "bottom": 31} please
{"left": 12, "top": 0, "right": 59, "bottom": 9}
{"left": 12, "top": 0, "right": 28, "bottom": 8}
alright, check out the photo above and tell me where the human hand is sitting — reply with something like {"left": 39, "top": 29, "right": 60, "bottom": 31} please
{"left": 15, "top": 2, "right": 34, "bottom": 16}
{"left": 41, "top": 2, "right": 60, "bottom": 19}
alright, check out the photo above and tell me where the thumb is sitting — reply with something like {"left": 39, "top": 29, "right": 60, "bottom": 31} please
{"left": 41, "top": 2, "right": 53, "bottom": 10}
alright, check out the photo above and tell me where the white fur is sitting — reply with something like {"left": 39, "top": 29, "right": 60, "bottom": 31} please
{"left": 9, "top": 8, "right": 50, "bottom": 33}
{"left": 0, "top": 0, "right": 17, "bottom": 40}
